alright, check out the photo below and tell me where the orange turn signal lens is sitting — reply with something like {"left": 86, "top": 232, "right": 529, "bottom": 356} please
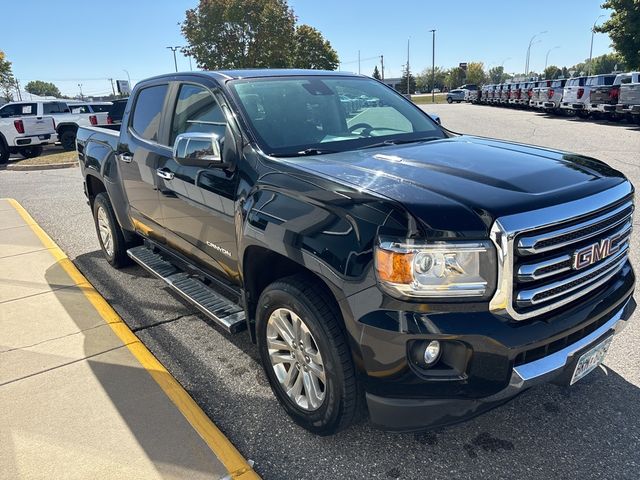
{"left": 375, "top": 248, "right": 414, "bottom": 284}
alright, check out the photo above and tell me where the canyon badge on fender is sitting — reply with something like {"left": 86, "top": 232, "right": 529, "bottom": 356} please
{"left": 572, "top": 233, "right": 622, "bottom": 270}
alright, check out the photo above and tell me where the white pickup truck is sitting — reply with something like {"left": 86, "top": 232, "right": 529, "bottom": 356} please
{"left": 0, "top": 100, "right": 101, "bottom": 151}
{"left": 0, "top": 107, "right": 56, "bottom": 164}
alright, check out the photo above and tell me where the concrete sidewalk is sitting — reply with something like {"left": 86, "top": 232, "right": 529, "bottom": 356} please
{"left": 0, "top": 199, "right": 258, "bottom": 480}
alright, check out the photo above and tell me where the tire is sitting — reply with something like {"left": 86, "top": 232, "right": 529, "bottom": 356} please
{"left": 256, "top": 274, "right": 360, "bottom": 435}
{"left": 19, "top": 145, "right": 43, "bottom": 159}
{"left": 446, "top": 97, "right": 453, "bottom": 104}
{"left": 0, "top": 142, "right": 8, "bottom": 165}
{"left": 92, "top": 192, "right": 131, "bottom": 268}
{"left": 59, "top": 129, "right": 77, "bottom": 151}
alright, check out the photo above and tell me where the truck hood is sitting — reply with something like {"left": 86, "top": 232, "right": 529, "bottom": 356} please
{"left": 288, "top": 136, "right": 626, "bottom": 237}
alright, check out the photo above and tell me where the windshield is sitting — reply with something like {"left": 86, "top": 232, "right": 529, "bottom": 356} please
{"left": 228, "top": 76, "right": 445, "bottom": 156}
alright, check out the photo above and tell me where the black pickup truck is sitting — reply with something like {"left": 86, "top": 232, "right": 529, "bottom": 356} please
{"left": 77, "top": 70, "right": 635, "bottom": 435}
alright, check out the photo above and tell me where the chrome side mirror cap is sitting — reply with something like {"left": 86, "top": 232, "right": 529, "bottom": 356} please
{"left": 173, "top": 132, "right": 222, "bottom": 166}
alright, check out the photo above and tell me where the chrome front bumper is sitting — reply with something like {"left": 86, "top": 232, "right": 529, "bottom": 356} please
{"left": 486, "top": 296, "right": 635, "bottom": 402}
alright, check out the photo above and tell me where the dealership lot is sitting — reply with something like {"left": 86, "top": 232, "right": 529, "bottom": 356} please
{"left": 1, "top": 105, "right": 639, "bottom": 479}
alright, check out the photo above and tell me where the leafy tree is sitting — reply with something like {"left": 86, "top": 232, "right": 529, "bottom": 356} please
{"left": 590, "top": 52, "right": 626, "bottom": 74}
{"left": 445, "top": 67, "right": 466, "bottom": 89}
{"left": 416, "top": 66, "right": 446, "bottom": 92}
{"left": 465, "top": 62, "right": 487, "bottom": 85}
{"left": 182, "top": 0, "right": 296, "bottom": 69}
{"left": 595, "top": 0, "right": 640, "bottom": 69}
{"left": 372, "top": 65, "right": 381, "bottom": 79}
{"left": 0, "top": 50, "right": 15, "bottom": 102}
{"left": 25, "top": 80, "right": 61, "bottom": 98}
{"left": 487, "top": 66, "right": 512, "bottom": 83}
{"left": 291, "top": 24, "right": 338, "bottom": 70}
{"left": 396, "top": 66, "right": 416, "bottom": 94}
{"left": 182, "top": 0, "right": 338, "bottom": 71}
{"left": 544, "top": 65, "right": 561, "bottom": 79}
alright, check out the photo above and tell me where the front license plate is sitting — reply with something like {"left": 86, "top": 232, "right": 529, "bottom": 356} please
{"left": 570, "top": 336, "right": 613, "bottom": 385}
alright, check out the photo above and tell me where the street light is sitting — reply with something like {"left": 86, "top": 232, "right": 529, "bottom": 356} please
{"left": 122, "top": 69, "right": 131, "bottom": 85}
{"left": 544, "top": 46, "right": 561, "bottom": 73}
{"left": 588, "top": 15, "right": 606, "bottom": 76}
{"left": 525, "top": 31, "right": 547, "bottom": 76}
{"left": 166, "top": 46, "right": 182, "bottom": 73}
{"left": 77, "top": 83, "right": 84, "bottom": 101}
{"left": 430, "top": 29, "right": 436, "bottom": 103}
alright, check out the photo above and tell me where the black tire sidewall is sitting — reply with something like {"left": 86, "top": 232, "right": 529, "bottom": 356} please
{"left": 0, "top": 143, "right": 8, "bottom": 164}
{"left": 92, "top": 193, "right": 129, "bottom": 267}
{"left": 256, "top": 284, "right": 347, "bottom": 434}
{"left": 60, "top": 130, "right": 76, "bottom": 150}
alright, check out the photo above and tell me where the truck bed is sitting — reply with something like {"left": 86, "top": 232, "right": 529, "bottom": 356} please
{"left": 76, "top": 125, "right": 120, "bottom": 152}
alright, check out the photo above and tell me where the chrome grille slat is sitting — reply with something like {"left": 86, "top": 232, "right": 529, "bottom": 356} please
{"left": 489, "top": 183, "right": 634, "bottom": 321}
{"left": 516, "top": 245, "right": 629, "bottom": 307}
{"left": 517, "top": 200, "right": 633, "bottom": 255}
{"left": 516, "top": 222, "right": 633, "bottom": 283}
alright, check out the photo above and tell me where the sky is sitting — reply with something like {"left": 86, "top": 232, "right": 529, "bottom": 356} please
{"left": 0, "top": 0, "right": 615, "bottom": 98}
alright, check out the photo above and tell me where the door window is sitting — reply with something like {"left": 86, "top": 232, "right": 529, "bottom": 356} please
{"left": 131, "top": 84, "right": 168, "bottom": 142}
{"left": 43, "top": 102, "right": 70, "bottom": 114}
{"left": 170, "top": 84, "right": 226, "bottom": 145}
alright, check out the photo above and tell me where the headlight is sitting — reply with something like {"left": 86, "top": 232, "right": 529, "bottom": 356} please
{"left": 375, "top": 239, "right": 496, "bottom": 299}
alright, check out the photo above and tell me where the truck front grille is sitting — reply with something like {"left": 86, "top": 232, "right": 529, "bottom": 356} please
{"left": 489, "top": 184, "right": 634, "bottom": 321}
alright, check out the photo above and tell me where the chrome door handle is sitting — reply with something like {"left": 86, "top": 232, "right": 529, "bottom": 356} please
{"left": 156, "top": 168, "right": 174, "bottom": 180}
{"left": 118, "top": 153, "right": 133, "bottom": 163}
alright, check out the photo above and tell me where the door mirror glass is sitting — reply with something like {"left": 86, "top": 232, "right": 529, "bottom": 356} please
{"left": 173, "top": 132, "right": 222, "bottom": 166}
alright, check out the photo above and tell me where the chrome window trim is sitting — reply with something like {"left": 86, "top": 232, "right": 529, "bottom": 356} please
{"left": 489, "top": 182, "right": 633, "bottom": 320}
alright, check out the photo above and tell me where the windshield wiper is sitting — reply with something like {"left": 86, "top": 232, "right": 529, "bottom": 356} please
{"left": 270, "top": 148, "right": 338, "bottom": 157}
{"left": 356, "top": 137, "right": 439, "bottom": 150}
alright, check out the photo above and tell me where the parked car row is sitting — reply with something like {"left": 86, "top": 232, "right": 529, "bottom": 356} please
{"left": 475, "top": 72, "right": 640, "bottom": 122}
{"left": 0, "top": 98, "right": 127, "bottom": 151}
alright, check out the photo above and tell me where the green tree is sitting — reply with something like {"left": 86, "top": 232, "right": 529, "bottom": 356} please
{"left": 396, "top": 66, "right": 416, "bottom": 94}
{"left": 372, "top": 65, "right": 381, "bottom": 79}
{"left": 445, "top": 67, "right": 466, "bottom": 89}
{"left": 181, "top": 0, "right": 296, "bottom": 69}
{"left": 544, "top": 65, "right": 560, "bottom": 79}
{"left": 590, "top": 52, "right": 626, "bottom": 74}
{"left": 0, "top": 50, "right": 15, "bottom": 102}
{"left": 25, "top": 80, "right": 61, "bottom": 98}
{"left": 465, "top": 62, "right": 487, "bottom": 85}
{"left": 291, "top": 24, "right": 338, "bottom": 70}
{"left": 596, "top": 0, "right": 640, "bottom": 69}
{"left": 416, "top": 66, "right": 446, "bottom": 92}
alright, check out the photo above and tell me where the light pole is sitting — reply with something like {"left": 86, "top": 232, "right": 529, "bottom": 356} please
{"left": 544, "top": 46, "right": 560, "bottom": 74}
{"left": 406, "top": 37, "right": 410, "bottom": 96}
{"left": 430, "top": 29, "right": 436, "bottom": 103}
{"left": 78, "top": 83, "right": 84, "bottom": 101}
{"left": 588, "top": 15, "right": 605, "bottom": 76}
{"left": 122, "top": 69, "right": 131, "bottom": 85}
{"left": 525, "top": 31, "right": 547, "bottom": 77}
{"left": 166, "top": 46, "right": 182, "bottom": 72}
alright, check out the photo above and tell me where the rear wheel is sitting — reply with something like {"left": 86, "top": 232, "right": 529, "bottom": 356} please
{"left": 0, "top": 143, "right": 8, "bottom": 164}
{"left": 256, "top": 275, "right": 360, "bottom": 435}
{"left": 19, "top": 145, "right": 43, "bottom": 158}
{"left": 92, "top": 192, "right": 131, "bottom": 268}
{"left": 59, "top": 129, "right": 77, "bottom": 151}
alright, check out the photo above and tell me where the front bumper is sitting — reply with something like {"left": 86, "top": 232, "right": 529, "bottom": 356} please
{"left": 366, "top": 295, "right": 636, "bottom": 431}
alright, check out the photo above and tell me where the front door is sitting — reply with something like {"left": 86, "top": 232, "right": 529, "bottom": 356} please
{"left": 156, "top": 82, "right": 240, "bottom": 284}
{"left": 118, "top": 83, "right": 171, "bottom": 242}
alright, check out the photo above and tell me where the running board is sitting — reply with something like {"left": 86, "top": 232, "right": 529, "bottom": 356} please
{"left": 127, "top": 245, "right": 246, "bottom": 334}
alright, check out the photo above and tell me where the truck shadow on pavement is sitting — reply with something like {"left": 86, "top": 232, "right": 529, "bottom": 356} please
{"left": 62, "top": 251, "right": 640, "bottom": 479}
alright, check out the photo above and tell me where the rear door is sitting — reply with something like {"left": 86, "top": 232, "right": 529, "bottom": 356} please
{"left": 156, "top": 81, "right": 241, "bottom": 284}
{"left": 118, "top": 82, "right": 171, "bottom": 242}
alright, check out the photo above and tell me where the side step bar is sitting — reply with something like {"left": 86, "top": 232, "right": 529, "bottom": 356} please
{"left": 127, "top": 245, "right": 246, "bottom": 334}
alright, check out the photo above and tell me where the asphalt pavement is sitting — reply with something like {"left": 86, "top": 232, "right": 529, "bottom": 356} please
{"left": 1, "top": 104, "right": 639, "bottom": 479}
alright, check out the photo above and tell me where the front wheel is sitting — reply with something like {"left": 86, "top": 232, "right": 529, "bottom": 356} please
{"left": 446, "top": 97, "right": 453, "bottom": 104}
{"left": 256, "top": 275, "right": 360, "bottom": 435}
{"left": 92, "top": 192, "right": 131, "bottom": 268}
{"left": 19, "top": 146, "right": 43, "bottom": 158}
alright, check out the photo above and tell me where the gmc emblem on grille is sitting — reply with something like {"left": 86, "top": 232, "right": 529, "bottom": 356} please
{"left": 572, "top": 234, "right": 621, "bottom": 270}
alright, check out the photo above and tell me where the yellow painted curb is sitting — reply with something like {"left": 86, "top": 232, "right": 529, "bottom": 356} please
{"left": 4, "top": 198, "right": 260, "bottom": 480}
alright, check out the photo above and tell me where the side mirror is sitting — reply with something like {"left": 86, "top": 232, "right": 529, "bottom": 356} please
{"left": 173, "top": 132, "right": 222, "bottom": 166}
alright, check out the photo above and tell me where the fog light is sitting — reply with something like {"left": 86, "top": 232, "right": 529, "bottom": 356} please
{"left": 423, "top": 340, "right": 441, "bottom": 365}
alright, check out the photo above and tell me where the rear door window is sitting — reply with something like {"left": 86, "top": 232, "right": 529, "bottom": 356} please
{"left": 131, "top": 84, "right": 168, "bottom": 142}
{"left": 0, "top": 103, "right": 37, "bottom": 117}
{"left": 89, "top": 104, "right": 110, "bottom": 112}
{"left": 43, "top": 102, "right": 69, "bottom": 114}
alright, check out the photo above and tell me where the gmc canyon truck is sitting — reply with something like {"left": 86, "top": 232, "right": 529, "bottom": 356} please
{"left": 77, "top": 70, "right": 636, "bottom": 435}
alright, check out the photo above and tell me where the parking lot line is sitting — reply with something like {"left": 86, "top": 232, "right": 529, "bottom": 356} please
{"left": 3, "top": 198, "right": 260, "bottom": 480}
